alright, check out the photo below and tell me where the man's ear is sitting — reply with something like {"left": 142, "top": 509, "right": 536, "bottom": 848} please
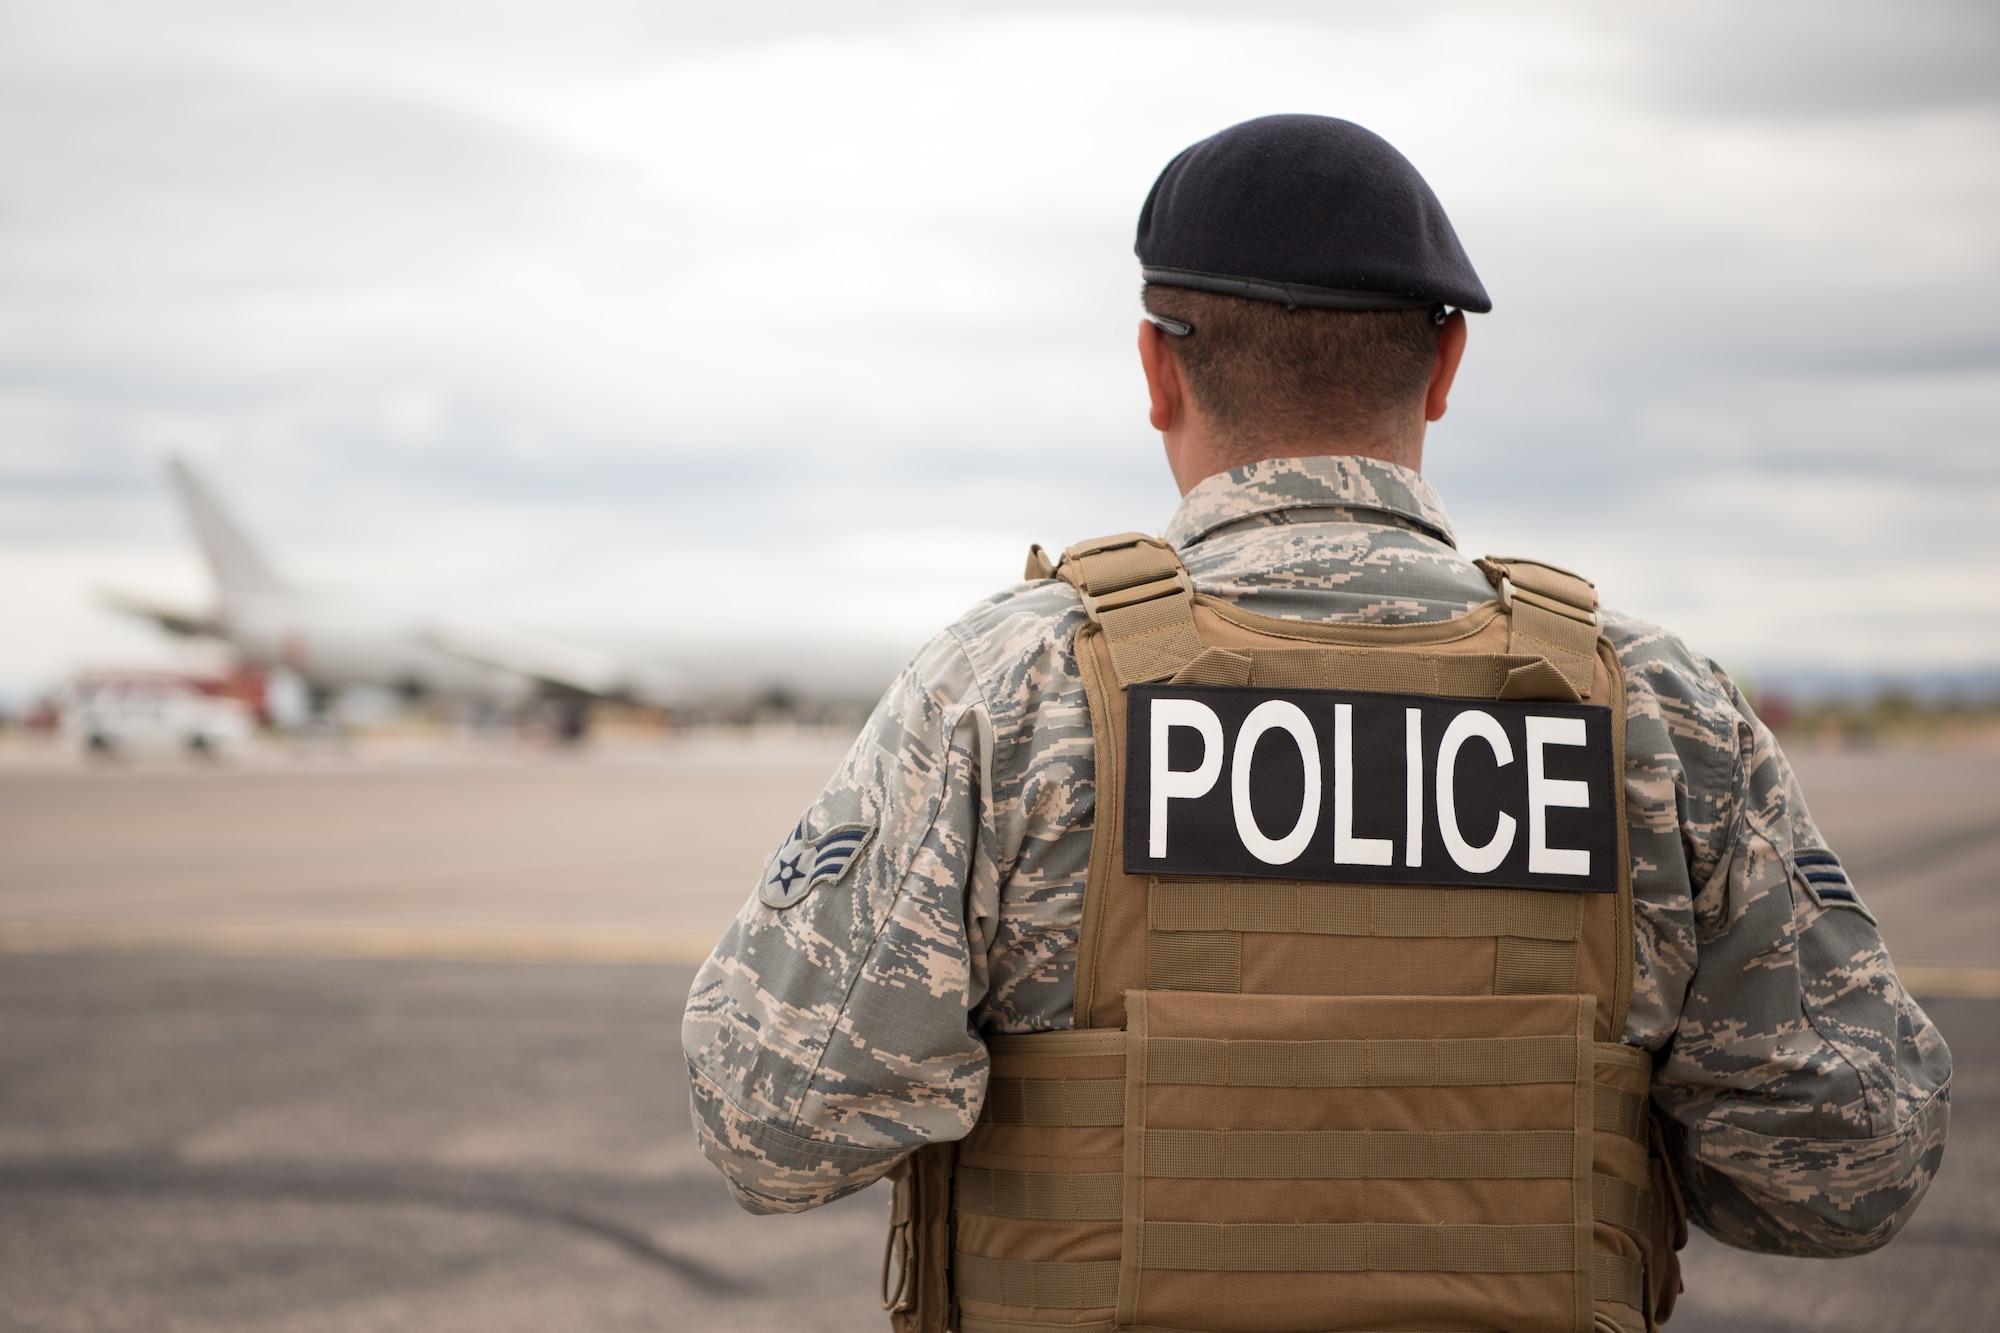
{"left": 1138, "top": 319, "right": 1183, "bottom": 433}
{"left": 1424, "top": 310, "right": 1467, "bottom": 423}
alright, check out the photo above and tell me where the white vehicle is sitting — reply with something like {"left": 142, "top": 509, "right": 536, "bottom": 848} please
{"left": 100, "top": 458, "right": 688, "bottom": 729}
{"left": 60, "top": 673, "right": 254, "bottom": 759}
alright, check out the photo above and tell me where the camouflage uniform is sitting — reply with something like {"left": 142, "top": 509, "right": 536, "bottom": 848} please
{"left": 684, "top": 455, "right": 1951, "bottom": 1257}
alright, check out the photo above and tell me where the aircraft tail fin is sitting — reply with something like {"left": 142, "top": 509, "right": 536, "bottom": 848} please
{"left": 166, "top": 456, "right": 285, "bottom": 594}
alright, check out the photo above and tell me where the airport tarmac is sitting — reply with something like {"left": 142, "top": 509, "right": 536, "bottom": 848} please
{"left": 0, "top": 733, "right": 1995, "bottom": 1331}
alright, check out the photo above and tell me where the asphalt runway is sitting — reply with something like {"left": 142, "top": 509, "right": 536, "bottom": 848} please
{"left": 0, "top": 735, "right": 1995, "bottom": 1331}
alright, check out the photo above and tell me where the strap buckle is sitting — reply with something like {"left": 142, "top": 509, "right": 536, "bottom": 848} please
{"left": 1497, "top": 575, "right": 1601, "bottom": 628}
{"left": 1077, "top": 569, "right": 1194, "bottom": 622}
{"left": 1483, "top": 557, "right": 1601, "bottom": 629}
{"left": 1059, "top": 534, "right": 1194, "bottom": 627}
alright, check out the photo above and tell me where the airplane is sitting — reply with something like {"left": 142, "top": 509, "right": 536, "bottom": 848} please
{"left": 102, "top": 457, "right": 689, "bottom": 731}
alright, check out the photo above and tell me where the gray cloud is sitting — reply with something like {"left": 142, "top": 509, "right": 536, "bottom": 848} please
{"left": 1626, "top": 0, "right": 2000, "bottom": 117}
{"left": 0, "top": 0, "right": 1995, "bottom": 695}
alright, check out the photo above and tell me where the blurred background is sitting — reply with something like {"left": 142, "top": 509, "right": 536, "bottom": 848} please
{"left": 1, "top": 1, "right": 1995, "bottom": 1330}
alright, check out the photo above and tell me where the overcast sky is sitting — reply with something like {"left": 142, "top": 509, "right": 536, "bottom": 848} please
{"left": 2, "top": 0, "right": 1996, "bottom": 700}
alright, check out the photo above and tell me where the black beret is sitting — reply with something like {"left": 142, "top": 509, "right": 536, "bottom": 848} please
{"left": 1136, "top": 114, "right": 1490, "bottom": 314}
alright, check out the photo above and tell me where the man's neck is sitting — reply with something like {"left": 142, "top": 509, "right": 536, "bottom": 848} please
{"left": 1166, "top": 433, "right": 1424, "bottom": 496}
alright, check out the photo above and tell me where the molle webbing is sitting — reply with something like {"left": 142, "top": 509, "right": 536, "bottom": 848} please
{"left": 1147, "top": 933, "right": 1580, "bottom": 1001}
{"left": 1593, "top": 1175, "right": 1654, "bottom": 1233}
{"left": 1147, "top": 881, "right": 1585, "bottom": 1001}
{"left": 1595, "top": 1082, "right": 1648, "bottom": 1141}
{"left": 955, "top": 1159, "right": 1650, "bottom": 1226}
{"left": 951, "top": 1031, "right": 1129, "bottom": 1328}
{"left": 948, "top": 1248, "right": 1640, "bottom": 1320}
{"left": 1594, "top": 1253, "right": 1645, "bottom": 1309}
{"left": 953, "top": 1029, "right": 1657, "bottom": 1330}
{"left": 1139, "top": 1221, "right": 1577, "bottom": 1273}
{"left": 1140, "top": 1034, "right": 1579, "bottom": 1087}
{"left": 956, "top": 1166, "right": 1123, "bottom": 1220}
{"left": 1116, "top": 991, "right": 1603, "bottom": 1333}
{"left": 983, "top": 1059, "right": 1651, "bottom": 1146}
{"left": 982, "top": 1077, "right": 1124, "bottom": 1126}
{"left": 1144, "top": 1129, "right": 1577, "bottom": 1179}
{"left": 1152, "top": 882, "right": 1581, "bottom": 937}
{"left": 955, "top": 1254, "right": 1121, "bottom": 1309}
{"left": 1175, "top": 645, "right": 1585, "bottom": 703}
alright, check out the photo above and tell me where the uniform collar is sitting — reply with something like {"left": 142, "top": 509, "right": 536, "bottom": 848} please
{"left": 1163, "top": 455, "right": 1458, "bottom": 550}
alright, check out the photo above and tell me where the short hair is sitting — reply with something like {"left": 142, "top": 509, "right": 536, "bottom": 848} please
{"left": 1141, "top": 285, "right": 1443, "bottom": 443}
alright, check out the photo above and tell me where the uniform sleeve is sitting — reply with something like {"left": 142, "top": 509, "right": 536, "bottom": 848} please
{"left": 681, "top": 632, "right": 998, "bottom": 1214}
{"left": 1635, "top": 652, "right": 1952, "bottom": 1256}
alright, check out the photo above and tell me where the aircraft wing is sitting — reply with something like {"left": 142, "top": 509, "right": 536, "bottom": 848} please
{"left": 424, "top": 618, "right": 687, "bottom": 707}
{"left": 98, "top": 587, "right": 224, "bottom": 639}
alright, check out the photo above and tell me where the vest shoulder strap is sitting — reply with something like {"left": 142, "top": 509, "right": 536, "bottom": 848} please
{"left": 1048, "top": 532, "right": 1204, "bottom": 685}
{"left": 1476, "top": 555, "right": 1602, "bottom": 696}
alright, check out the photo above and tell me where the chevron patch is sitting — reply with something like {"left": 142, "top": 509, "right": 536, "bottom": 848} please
{"left": 1788, "top": 849, "right": 1872, "bottom": 919}
{"left": 759, "top": 819, "right": 876, "bottom": 910}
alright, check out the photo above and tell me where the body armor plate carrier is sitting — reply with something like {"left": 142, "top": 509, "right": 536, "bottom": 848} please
{"left": 886, "top": 535, "right": 1686, "bottom": 1333}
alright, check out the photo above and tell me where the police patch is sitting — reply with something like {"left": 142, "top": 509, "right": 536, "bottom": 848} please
{"left": 1125, "top": 683, "right": 1619, "bottom": 893}
{"left": 759, "top": 819, "right": 876, "bottom": 910}
{"left": 1788, "top": 849, "right": 1872, "bottom": 919}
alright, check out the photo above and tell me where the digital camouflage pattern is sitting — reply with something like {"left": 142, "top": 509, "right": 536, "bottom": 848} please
{"left": 683, "top": 455, "right": 1951, "bottom": 1256}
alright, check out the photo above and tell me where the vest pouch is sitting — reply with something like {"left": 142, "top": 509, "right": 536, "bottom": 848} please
{"left": 885, "top": 1141, "right": 957, "bottom": 1333}
{"left": 1642, "top": 1113, "right": 1686, "bottom": 1329}
{"left": 1582, "top": 1043, "right": 1660, "bottom": 1333}
{"left": 1119, "top": 990, "right": 1600, "bottom": 1333}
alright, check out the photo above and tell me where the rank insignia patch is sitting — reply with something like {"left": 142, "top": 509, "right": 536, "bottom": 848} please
{"left": 759, "top": 819, "right": 876, "bottom": 910}
{"left": 1788, "top": 849, "right": 1872, "bottom": 919}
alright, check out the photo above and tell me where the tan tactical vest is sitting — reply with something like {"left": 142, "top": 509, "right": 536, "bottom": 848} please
{"left": 885, "top": 534, "right": 1685, "bottom": 1333}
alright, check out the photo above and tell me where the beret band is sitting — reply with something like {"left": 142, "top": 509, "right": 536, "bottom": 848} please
{"left": 1141, "top": 266, "right": 1439, "bottom": 312}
